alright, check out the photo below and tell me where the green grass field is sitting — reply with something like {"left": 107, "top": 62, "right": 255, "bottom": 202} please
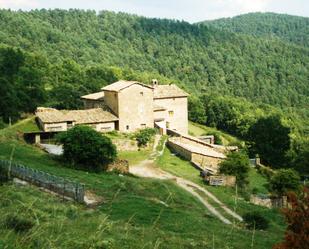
{"left": 0, "top": 119, "right": 285, "bottom": 249}
{"left": 189, "top": 122, "right": 243, "bottom": 146}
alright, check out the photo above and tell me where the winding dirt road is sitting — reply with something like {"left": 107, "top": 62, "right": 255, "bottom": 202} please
{"left": 129, "top": 136, "right": 242, "bottom": 224}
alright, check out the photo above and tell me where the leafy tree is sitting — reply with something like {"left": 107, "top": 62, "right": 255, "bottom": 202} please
{"left": 188, "top": 97, "right": 206, "bottom": 124}
{"left": 273, "top": 187, "right": 309, "bottom": 249}
{"left": 57, "top": 126, "right": 117, "bottom": 171}
{"left": 270, "top": 169, "right": 301, "bottom": 196}
{"left": 0, "top": 47, "right": 46, "bottom": 122}
{"left": 135, "top": 128, "right": 156, "bottom": 147}
{"left": 248, "top": 116, "right": 291, "bottom": 168}
{"left": 219, "top": 151, "right": 250, "bottom": 187}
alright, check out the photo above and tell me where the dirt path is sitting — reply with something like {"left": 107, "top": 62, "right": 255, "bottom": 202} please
{"left": 129, "top": 138, "right": 242, "bottom": 224}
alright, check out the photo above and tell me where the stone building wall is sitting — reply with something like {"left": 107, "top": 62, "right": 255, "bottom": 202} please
{"left": 166, "top": 140, "right": 192, "bottom": 161}
{"left": 83, "top": 99, "right": 105, "bottom": 109}
{"left": 95, "top": 122, "right": 116, "bottom": 132}
{"left": 191, "top": 153, "right": 221, "bottom": 173}
{"left": 104, "top": 91, "right": 119, "bottom": 116}
{"left": 154, "top": 97, "right": 188, "bottom": 134}
{"left": 43, "top": 122, "right": 68, "bottom": 132}
{"left": 118, "top": 84, "right": 154, "bottom": 132}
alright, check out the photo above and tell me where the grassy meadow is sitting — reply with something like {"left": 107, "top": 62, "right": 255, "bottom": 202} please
{"left": 0, "top": 119, "right": 285, "bottom": 248}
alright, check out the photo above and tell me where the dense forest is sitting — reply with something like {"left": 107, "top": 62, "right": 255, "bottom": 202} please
{"left": 201, "top": 12, "right": 309, "bottom": 47}
{"left": 0, "top": 10, "right": 308, "bottom": 109}
{"left": 0, "top": 9, "right": 308, "bottom": 172}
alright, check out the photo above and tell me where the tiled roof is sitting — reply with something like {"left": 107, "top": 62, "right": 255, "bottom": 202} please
{"left": 154, "top": 84, "right": 189, "bottom": 99}
{"left": 36, "top": 108, "right": 118, "bottom": 124}
{"left": 63, "top": 109, "right": 118, "bottom": 124}
{"left": 169, "top": 138, "right": 226, "bottom": 159}
{"left": 101, "top": 80, "right": 153, "bottom": 92}
{"left": 36, "top": 108, "right": 71, "bottom": 123}
{"left": 81, "top": 91, "right": 105, "bottom": 100}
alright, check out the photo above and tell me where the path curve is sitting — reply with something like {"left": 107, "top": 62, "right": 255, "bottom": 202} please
{"left": 129, "top": 159, "right": 242, "bottom": 224}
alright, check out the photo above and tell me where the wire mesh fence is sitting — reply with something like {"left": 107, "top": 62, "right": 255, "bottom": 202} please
{"left": 0, "top": 160, "right": 85, "bottom": 203}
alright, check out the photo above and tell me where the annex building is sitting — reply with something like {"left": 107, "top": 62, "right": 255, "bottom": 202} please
{"left": 36, "top": 80, "right": 189, "bottom": 134}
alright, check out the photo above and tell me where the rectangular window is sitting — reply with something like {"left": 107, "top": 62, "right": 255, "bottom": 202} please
{"left": 101, "top": 127, "right": 112, "bottom": 132}
{"left": 166, "top": 122, "right": 170, "bottom": 129}
{"left": 141, "top": 124, "right": 146, "bottom": 128}
{"left": 126, "top": 125, "right": 129, "bottom": 130}
{"left": 140, "top": 91, "right": 144, "bottom": 96}
{"left": 168, "top": 110, "right": 174, "bottom": 117}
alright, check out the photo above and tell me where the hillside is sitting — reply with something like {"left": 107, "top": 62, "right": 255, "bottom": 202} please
{"left": 0, "top": 119, "right": 285, "bottom": 248}
{"left": 0, "top": 9, "right": 308, "bottom": 113}
{"left": 201, "top": 12, "right": 309, "bottom": 47}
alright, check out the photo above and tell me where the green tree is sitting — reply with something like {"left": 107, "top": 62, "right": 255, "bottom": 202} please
{"left": 188, "top": 97, "right": 206, "bottom": 124}
{"left": 270, "top": 169, "right": 301, "bottom": 196}
{"left": 135, "top": 128, "right": 156, "bottom": 147}
{"left": 57, "top": 126, "right": 117, "bottom": 171}
{"left": 248, "top": 116, "right": 291, "bottom": 168}
{"left": 219, "top": 151, "right": 250, "bottom": 187}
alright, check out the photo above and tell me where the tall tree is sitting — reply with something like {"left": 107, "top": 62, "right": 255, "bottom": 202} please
{"left": 248, "top": 116, "right": 291, "bottom": 168}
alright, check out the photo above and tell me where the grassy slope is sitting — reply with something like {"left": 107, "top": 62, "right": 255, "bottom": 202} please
{"left": 0, "top": 119, "right": 284, "bottom": 248}
{"left": 188, "top": 122, "right": 243, "bottom": 146}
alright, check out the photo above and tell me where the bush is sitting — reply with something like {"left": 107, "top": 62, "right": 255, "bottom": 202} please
{"left": 270, "top": 169, "right": 301, "bottom": 196}
{"left": 56, "top": 126, "right": 117, "bottom": 172}
{"left": 135, "top": 128, "right": 156, "bottom": 147}
{"left": 219, "top": 151, "right": 250, "bottom": 187}
{"left": 243, "top": 211, "right": 269, "bottom": 230}
{"left": 5, "top": 215, "right": 34, "bottom": 233}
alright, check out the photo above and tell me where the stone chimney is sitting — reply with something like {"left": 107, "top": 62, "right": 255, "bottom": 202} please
{"left": 152, "top": 79, "right": 158, "bottom": 87}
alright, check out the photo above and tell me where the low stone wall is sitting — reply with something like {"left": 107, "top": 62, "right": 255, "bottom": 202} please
{"left": 205, "top": 175, "right": 236, "bottom": 187}
{"left": 250, "top": 195, "right": 288, "bottom": 209}
{"left": 167, "top": 139, "right": 220, "bottom": 174}
{"left": 166, "top": 140, "right": 192, "bottom": 161}
{"left": 191, "top": 153, "right": 221, "bottom": 173}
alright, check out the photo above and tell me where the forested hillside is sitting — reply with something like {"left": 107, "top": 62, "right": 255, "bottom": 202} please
{"left": 201, "top": 12, "right": 309, "bottom": 47}
{"left": 0, "top": 9, "right": 308, "bottom": 111}
{"left": 0, "top": 9, "right": 308, "bottom": 172}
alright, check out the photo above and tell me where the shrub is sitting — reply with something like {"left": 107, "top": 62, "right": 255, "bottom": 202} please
{"left": 270, "top": 169, "right": 301, "bottom": 196}
{"left": 56, "top": 126, "right": 117, "bottom": 172}
{"left": 243, "top": 211, "right": 269, "bottom": 230}
{"left": 5, "top": 215, "right": 34, "bottom": 233}
{"left": 135, "top": 128, "right": 156, "bottom": 147}
{"left": 219, "top": 151, "right": 250, "bottom": 187}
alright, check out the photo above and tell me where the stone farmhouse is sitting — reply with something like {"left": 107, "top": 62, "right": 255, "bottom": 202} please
{"left": 36, "top": 80, "right": 189, "bottom": 134}
{"left": 35, "top": 79, "right": 237, "bottom": 174}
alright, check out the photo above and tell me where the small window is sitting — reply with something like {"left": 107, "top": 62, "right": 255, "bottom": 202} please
{"left": 166, "top": 122, "right": 170, "bottom": 129}
{"left": 141, "top": 124, "right": 146, "bottom": 128}
{"left": 101, "top": 127, "right": 112, "bottom": 132}
{"left": 168, "top": 110, "right": 174, "bottom": 117}
{"left": 140, "top": 91, "right": 144, "bottom": 96}
{"left": 126, "top": 125, "right": 129, "bottom": 130}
